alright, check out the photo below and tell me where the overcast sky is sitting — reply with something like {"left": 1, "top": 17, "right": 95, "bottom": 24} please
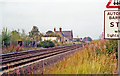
{"left": 0, "top": 0, "right": 114, "bottom": 39}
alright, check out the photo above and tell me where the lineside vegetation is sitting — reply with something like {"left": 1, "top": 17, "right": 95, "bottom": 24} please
{"left": 45, "top": 39, "right": 118, "bottom": 74}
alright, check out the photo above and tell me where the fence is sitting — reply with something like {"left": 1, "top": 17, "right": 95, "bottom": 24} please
{"left": 2, "top": 41, "right": 38, "bottom": 49}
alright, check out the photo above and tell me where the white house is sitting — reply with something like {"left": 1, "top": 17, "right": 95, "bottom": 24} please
{"left": 41, "top": 37, "right": 60, "bottom": 41}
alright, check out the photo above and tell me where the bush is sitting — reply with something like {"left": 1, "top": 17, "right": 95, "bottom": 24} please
{"left": 37, "top": 44, "right": 41, "bottom": 47}
{"left": 106, "top": 40, "right": 118, "bottom": 59}
{"left": 38, "top": 40, "right": 55, "bottom": 48}
{"left": 57, "top": 43, "right": 60, "bottom": 46}
{"left": 48, "top": 41, "right": 55, "bottom": 47}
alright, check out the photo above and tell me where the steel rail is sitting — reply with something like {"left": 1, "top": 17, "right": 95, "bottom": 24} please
{"left": 0, "top": 44, "right": 82, "bottom": 73}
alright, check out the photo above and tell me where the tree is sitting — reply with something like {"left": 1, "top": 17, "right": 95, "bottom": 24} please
{"left": 21, "top": 29, "right": 26, "bottom": 41}
{"left": 10, "top": 30, "right": 20, "bottom": 45}
{"left": 29, "top": 26, "right": 39, "bottom": 37}
{"left": 2, "top": 28, "right": 10, "bottom": 47}
{"left": 83, "top": 37, "right": 92, "bottom": 42}
{"left": 46, "top": 31, "right": 54, "bottom": 35}
{"left": 44, "top": 30, "right": 60, "bottom": 37}
{"left": 29, "top": 26, "right": 40, "bottom": 41}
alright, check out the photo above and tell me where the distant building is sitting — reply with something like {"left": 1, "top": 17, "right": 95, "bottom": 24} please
{"left": 54, "top": 27, "right": 73, "bottom": 42}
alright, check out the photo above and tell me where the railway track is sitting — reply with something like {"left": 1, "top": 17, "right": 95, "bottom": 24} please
{"left": 0, "top": 44, "right": 82, "bottom": 75}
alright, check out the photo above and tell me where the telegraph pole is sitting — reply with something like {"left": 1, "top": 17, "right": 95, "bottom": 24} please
{"left": 118, "top": 40, "right": 120, "bottom": 75}
{"left": 118, "top": 7, "right": 120, "bottom": 75}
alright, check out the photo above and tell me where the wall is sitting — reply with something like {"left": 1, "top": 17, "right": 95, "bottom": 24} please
{"left": 41, "top": 37, "right": 58, "bottom": 41}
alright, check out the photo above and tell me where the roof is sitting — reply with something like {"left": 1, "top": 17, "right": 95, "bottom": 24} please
{"left": 61, "top": 33, "right": 65, "bottom": 37}
{"left": 55, "top": 31, "right": 73, "bottom": 40}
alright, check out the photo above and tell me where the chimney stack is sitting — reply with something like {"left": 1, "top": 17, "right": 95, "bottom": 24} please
{"left": 59, "top": 27, "right": 62, "bottom": 32}
{"left": 54, "top": 28, "right": 56, "bottom": 32}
